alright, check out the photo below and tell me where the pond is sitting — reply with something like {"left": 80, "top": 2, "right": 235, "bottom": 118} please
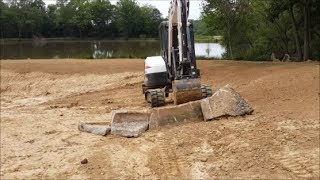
{"left": 0, "top": 40, "right": 225, "bottom": 59}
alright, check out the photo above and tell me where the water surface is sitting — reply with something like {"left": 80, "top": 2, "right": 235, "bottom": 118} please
{"left": 0, "top": 40, "right": 225, "bottom": 59}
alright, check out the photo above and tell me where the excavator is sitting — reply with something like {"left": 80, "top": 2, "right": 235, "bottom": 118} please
{"left": 142, "top": 0, "right": 213, "bottom": 107}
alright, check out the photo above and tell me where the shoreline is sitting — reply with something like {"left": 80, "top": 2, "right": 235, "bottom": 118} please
{"left": 0, "top": 36, "right": 222, "bottom": 43}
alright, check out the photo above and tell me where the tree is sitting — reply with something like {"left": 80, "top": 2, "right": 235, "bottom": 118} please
{"left": 268, "top": 0, "right": 303, "bottom": 60}
{"left": 89, "top": 0, "right": 115, "bottom": 37}
{"left": 202, "top": 0, "right": 319, "bottom": 60}
{"left": 1, "top": 0, "right": 165, "bottom": 39}
{"left": 43, "top": 4, "right": 58, "bottom": 37}
{"left": 28, "top": 0, "right": 46, "bottom": 37}
{"left": 67, "top": 0, "right": 92, "bottom": 38}
{"left": 203, "top": 0, "right": 252, "bottom": 59}
{"left": 139, "top": 5, "right": 163, "bottom": 37}
{"left": 115, "top": 0, "right": 141, "bottom": 38}
{"left": 303, "top": 0, "right": 310, "bottom": 60}
{"left": 0, "top": 0, "right": 7, "bottom": 38}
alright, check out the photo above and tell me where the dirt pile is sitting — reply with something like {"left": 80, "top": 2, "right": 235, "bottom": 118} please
{"left": 1, "top": 69, "right": 143, "bottom": 102}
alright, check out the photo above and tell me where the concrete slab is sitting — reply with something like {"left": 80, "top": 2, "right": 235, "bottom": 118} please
{"left": 78, "top": 122, "right": 111, "bottom": 136}
{"left": 111, "top": 110, "right": 150, "bottom": 137}
{"left": 111, "top": 121, "right": 149, "bottom": 138}
{"left": 149, "top": 100, "right": 203, "bottom": 129}
{"left": 201, "top": 84, "right": 254, "bottom": 120}
{"left": 111, "top": 110, "right": 151, "bottom": 124}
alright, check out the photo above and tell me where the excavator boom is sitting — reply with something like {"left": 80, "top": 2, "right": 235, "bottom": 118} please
{"left": 167, "top": 0, "right": 202, "bottom": 104}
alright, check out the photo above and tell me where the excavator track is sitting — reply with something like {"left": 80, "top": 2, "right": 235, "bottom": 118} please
{"left": 201, "top": 85, "right": 213, "bottom": 98}
{"left": 146, "top": 89, "right": 165, "bottom": 107}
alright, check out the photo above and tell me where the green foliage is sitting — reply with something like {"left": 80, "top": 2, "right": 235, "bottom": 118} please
{"left": 89, "top": 0, "right": 114, "bottom": 37}
{"left": 140, "top": 5, "right": 162, "bottom": 37}
{"left": 202, "top": 0, "right": 320, "bottom": 61}
{"left": 115, "top": 0, "right": 141, "bottom": 38}
{"left": 0, "top": 0, "right": 163, "bottom": 38}
{"left": 66, "top": 0, "right": 92, "bottom": 37}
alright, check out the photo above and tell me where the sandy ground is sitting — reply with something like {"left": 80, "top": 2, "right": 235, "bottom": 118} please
{"left": 0, "top": 59, "right": 319, "bottom": 179}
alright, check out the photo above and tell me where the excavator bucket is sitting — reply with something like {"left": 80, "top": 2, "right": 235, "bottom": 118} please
{"left": 172, "top": 78, "right": 203, "bottom": 105}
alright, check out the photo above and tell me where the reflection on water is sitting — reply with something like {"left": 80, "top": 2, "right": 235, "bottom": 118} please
{"left": 92, "top": 42, "right": 113, "bottom": 58}
{"left": 0, "top": 40, "right": 225, "bottom": 59}
{"left": 195, "top": 43, "right": 226, "bottom": 58}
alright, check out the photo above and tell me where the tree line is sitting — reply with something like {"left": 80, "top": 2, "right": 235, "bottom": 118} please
{"left": 0, "top": 0, "right": 163, "bottom": 38}
{"left": 1, "top": 0, "right": 319, "bottom": 61}
{"left": 202, "top": 0, "right": 320, "bottom": 61}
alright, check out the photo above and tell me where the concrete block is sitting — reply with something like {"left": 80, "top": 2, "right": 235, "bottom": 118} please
{"left": 111, "top": 121, "right": 149, "bottom": 138}
{"left": 201, "top": 84, "right": 254, "bottom": 121}
{"left": 111, "top": 110, "right": 150, "bottom": 137}
{"left": 149, "top": 100, "right": 203, "bottom": 129}
{"left": 201, "top": 98, "right": 213, "bottom": 120}
{"left": 78, "top": 122, "right": 111, "bottom": 136}
{"left": 111, "top": 110, "right": 151, "bottom": 124}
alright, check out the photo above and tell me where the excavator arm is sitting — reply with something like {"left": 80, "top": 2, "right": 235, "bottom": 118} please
{"left": 168, "top": 0, "right": 189, "bottom": 71}
{"left": 167, "top": 0, "right": 202, "bottom": 104}
{"left": 167, "top": 0, "right": 199, "bottom": 79}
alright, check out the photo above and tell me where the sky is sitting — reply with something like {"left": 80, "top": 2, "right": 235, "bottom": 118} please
{"left": 44, "top": 0, "right": 204, "bottom": 20}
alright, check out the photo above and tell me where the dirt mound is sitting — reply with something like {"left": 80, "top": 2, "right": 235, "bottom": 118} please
{"left": 1, "top": 69, "right": 143, "bottom": 108}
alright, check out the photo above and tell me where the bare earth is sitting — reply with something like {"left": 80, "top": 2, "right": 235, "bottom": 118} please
{"left": 1, "top": 59, "right": 319, "bottom": 179}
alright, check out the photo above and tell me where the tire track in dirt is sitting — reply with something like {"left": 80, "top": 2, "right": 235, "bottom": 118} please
{"left": 147, "top": 132, "right": 185, "bottom": 178}
{"left": 157, "top": 139, "right": 184, "bottom": 178}
{"left": 272, "top": 149, "right": 320, "bottom": 178}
